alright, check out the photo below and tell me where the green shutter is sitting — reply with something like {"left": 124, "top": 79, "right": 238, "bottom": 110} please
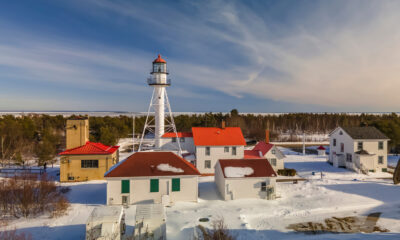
{"left": 172, "top": 178, "right": 180, "bottom": 192}
{"left": 150, "top": 179, "right": 159, "bottom": 192}
{"left": 121, "top": 180, "right": 130, "bottom": 194}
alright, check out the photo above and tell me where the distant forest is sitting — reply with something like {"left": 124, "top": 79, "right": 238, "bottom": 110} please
{"left": 1, "top": 110, "right": 400, "bottom": 166}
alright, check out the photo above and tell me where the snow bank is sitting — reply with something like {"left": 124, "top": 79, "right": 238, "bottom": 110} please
{"left": 157, "top": 164, "right": 184, "bottom": 173}
{"left": 224, "top": 167, "right": 254, "bottom": 178}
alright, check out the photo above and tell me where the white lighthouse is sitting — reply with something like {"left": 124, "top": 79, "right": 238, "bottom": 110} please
{"left": 139, "top": 54, "right": 181, "bottom": 154}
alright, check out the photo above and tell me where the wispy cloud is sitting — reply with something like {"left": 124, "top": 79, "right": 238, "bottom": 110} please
{"left": 81, "top": 0, "right": 400, "bottom": 111}
{"left": 1, "top": 0, "right": 400, "bottom": 111}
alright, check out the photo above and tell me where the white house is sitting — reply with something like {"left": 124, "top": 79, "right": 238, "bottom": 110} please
{"left": 244, "top": 141, "right": 285, "bottom": 171}
{"left": 161, "top": 132, "right": 195, "bottom": 153}
{"left": 329, "top": 126, "right": 389, "bottom": 173}
{"left": 105, "top": 152, "right": 200, "bottom": 205}
{"left": 192, "top": 127, "right": 246, "bottom": 174}
{"left": 215, "top": 159, "right": 277, "bottom": 200}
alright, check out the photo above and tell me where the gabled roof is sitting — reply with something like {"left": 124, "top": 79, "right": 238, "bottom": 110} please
{"left": 252, "top": 141, "right": 274, "bottom": 156}
{"left": 105, "top": 152, "right": 200, "bottom": 178}
{"left": 162, "top": 132, "right": 193, "bottom": 138}
{"left": 317, "top": 145, "right": 326, "bottom": 150}
{"left": 218, "top": 159, "right": 277, "bottom": 178}
{"left": 355, "top": 150, "right": 374, "bottom": 155}
{"left": 59, "top": 141, "right": 119, "bottom": 155}
{"left": 191, "top": 127, "right": 246, "bottom": 146}
{"left": 244, "top": 150, "right": 262, "bottom": 159}
{"left": 341, "top": 126, "right": 389, "bottom": 140}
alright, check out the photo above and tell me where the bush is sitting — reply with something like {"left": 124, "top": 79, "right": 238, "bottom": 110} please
{"left": 0, "top": 228, "right": 32, "bottom": 240}
{"left": 277, "top": 168, "right": 297, "bottom": 176}
{"left": 196, "top": 217, "right": 236, "bottom": 240}
{"left": 0, "top": 174, "right": 70, "bottom": 219}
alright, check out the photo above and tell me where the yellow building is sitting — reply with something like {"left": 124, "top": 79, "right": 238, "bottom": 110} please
{"left": 59, "top": 118, "right": 119, "bottom": 182}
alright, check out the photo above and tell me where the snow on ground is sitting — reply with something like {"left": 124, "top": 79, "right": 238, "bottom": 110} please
{"left": 2, "top": 148, "right": 400, "bottom": 239}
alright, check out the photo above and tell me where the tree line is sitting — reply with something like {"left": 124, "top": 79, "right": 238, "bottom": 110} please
{"left": 1, "top": 111, "right": 400, "bottom": 166}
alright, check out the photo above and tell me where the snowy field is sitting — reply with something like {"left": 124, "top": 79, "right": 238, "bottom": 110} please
{"left": 2, "top": 148, "right": 400, "bottom": 239}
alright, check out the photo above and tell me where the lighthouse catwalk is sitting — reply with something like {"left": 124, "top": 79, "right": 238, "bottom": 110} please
{"left": 138, "top": 54, "right": 182, "bottom": 154}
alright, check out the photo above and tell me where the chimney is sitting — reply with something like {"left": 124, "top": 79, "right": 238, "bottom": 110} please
{"left": 265, "top": 130, "right": 270, "bottom": 144}
{"left": 221, "top": 120, "right": 226, "bottom": 129}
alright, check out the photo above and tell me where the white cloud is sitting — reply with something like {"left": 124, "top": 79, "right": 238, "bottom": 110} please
{"left": 83, "top": 0, "right": 400, "bottom": 110}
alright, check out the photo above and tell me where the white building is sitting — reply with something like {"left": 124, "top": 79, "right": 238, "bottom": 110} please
{"left": 86, "top": 206, "right": 125, "bottom": 240}
{"left": 105, "top": 152, "right": 200, "bottom": 205}
{"left": 317, "top": 145, "right": 326, "bottom": 156}
{"left": 215, "top": 159, "right": 277, "bottom": 200}
{"left": 329, "top": 126, "right": 389, "bottom": 173}
{"left": 161, "top": 132, "right": 195, "bottom": 153}
{"left": 244, "top": 141, "right": 285, "bottom": 171}
{"left": 192, "top": 127, "right": 246, "bottom": 174}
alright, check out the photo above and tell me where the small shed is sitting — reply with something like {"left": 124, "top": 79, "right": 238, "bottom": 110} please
{"left": 134, "top": 203, "right": 166, "bottom": 239}
{"left": 317, "top": 145, "right": 326, "bottom": 156}
{"left": 86, "top": 206, "right": 125, "bottom": 240}
{"left": 215, "top": 159, "right": 277, "bottom": 200}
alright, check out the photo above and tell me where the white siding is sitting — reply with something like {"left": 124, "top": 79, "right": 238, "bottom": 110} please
{"left": 106, "top": 175, "right": 198, "bottom": 205}
{"left": 224, "top": 177, "right": 276, "bottom": 200}
{"left": 161, "top": 137, "right": 195, "bottom": 153}
{"left": 214, "top": 163, "right": 226, "bottom": 199}
{"left": 196, "top": 145, "right": 244, "bottom": 174}
{"left": 264, "top": 146, "right": 285, "bottom": 171}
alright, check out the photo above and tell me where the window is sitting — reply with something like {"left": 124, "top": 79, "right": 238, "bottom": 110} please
{"left": 205, "top": 160, "right": 211, "bottom": 169}
{"left": 378, "top": 156, "right": 384, "bottom": 164}
{"left": 340, "top": 143, "right": 344, "bottom": 152}
{"left": 271, "top": 149, "right": 276, "bottom": 154}
{"left": 261, "top": 182, "right": 267, "bottom": 191}
{"left": 205, "top": 147, "right": 210, "bottom": 156}
{"left": 224, "top": 147, "right": 229, "bottom": 153}
{"left": 150, "top": 179, "right": 159, "bottom": 192}
{"left": 122, "top": 196, "right": 128, "bottom": 205}
{"left": 378, "top": 141, "right": 384, "bottom": 150}
{"left": 270, "top": 158, "right": 277, "bottom": 166}
{"left": 172, "top": 178, "right": 180, "bottom": 192}
{"left": 121, "top": 180, "right": 130, "bottom": 194}
{"left": 180, "top": 137, "right": 185, "bottom": 143}
{"left": 333, "top": 139, "right": 336, "bottom": 147}
{"left": 357, "top": 142, "right": 363, "bottom": 151}
{"left": 172, "top": 137, "right": 177, "bottom": 143}
{"left": 81, "top": 160, "right": 98, "bottom": 168}
{"left": 346, "top": 153, "right": 352, "bottom": 162}
{"left": 339, "top": 131, "right": 343, "bottom": 135}
{"left": 232, "top": 147, "right": 237, "bottom": 156}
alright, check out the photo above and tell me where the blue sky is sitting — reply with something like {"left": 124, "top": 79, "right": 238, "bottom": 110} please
{"left": 0, "top": 0, "right": 399, "bottom": 112}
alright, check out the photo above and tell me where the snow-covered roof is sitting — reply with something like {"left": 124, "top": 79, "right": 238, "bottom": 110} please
{"left": 218, "top": 159, "right": 277, "bottom": 178}
{"left": 224, "top": 167, "right": 254, "bottom": 178}
{"left": 157, "top": 163, "right": 184, "bottom": 173}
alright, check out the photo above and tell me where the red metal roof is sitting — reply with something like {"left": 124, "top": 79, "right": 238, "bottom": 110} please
{"left": 153, "top": 54, "right": 166, "bottom": 63}
{"left": 218, "top": 159, "right": 277, "bottom": 178}
{"left": 192, "top": 127, "right": 246, "bottom": 146}
{"left": 244, "top": 150, "right": 262, "bottom": 159}
{"left": 252, "top": 141, "right": 274, "bottom": 156}
{"left": 161, "top": 132, "right": 193, "bottom": 138}
{"left": 105, "top": 152, "right": 200, "bottom": 178}
{"left": 59, "top": 141, "right": 119, "bottom": 155}
{"left": 317, "top": 145, "right": 326, "bottom": 150}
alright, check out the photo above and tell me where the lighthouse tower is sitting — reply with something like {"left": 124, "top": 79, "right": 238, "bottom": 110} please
{"left": 139, "top": 54, "right": 181, "bottom": 154}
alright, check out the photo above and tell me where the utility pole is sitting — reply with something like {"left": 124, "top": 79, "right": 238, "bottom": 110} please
{"left": 132, "top": 114, "right": 135, "bottom": 153}
{"left": 302, "top": 131, "right": 305, "bottom": 155}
